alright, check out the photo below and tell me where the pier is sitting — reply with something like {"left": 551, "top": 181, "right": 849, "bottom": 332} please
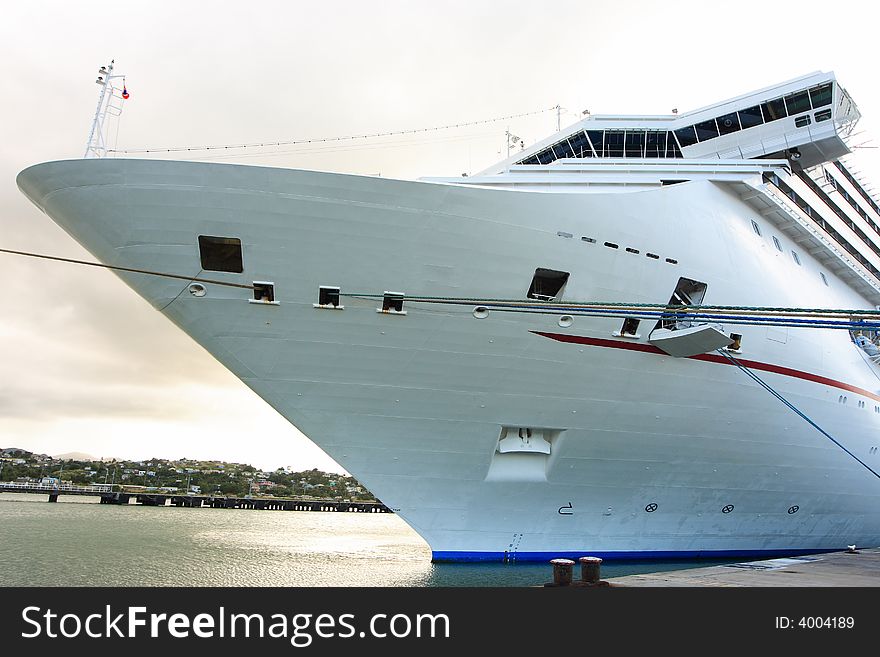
{"left": 0, "top": 482, "right": 391, "bottom": 513}
{"left": 603, "top": 547, "right": 880, "bottom": 587}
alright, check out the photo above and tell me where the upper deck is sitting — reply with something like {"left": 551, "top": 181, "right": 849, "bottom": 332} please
{"left": 479, "top": 72, "right": 860, "bottom": 174}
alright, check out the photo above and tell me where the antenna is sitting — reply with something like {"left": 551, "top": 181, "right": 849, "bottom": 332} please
{"left": 505, "top": 128, "right": 521, "bottom": 158}
{"left": 85, "top": 59, "right": 128, "bottom": 158}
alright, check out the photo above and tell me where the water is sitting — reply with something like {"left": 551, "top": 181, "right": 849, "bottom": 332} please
{"left": 0, "top": 494, "right": 735, "bottom": 586}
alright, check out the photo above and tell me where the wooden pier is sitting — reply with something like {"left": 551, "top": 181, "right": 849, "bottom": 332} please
{"left": 1, "top": 482, "right": 391, "bottom": 513}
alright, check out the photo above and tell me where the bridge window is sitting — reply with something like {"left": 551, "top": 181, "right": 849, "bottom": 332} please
{"left": 568, "top": 131, "right": 592, "bottom": 157}
{"left": 625, "top": 130, "right": 646, "bottom": 157}
{"left": 674, "top": 126, "right": 698, "bottom": 148}
{"left": 536, "top": 149, "right": 555, "bottom": 165}
{"left": 198, "top": 236, "right": 243, "bottom": 273}
{"left": 552, "top": 139, "right": 574, "bottom": 159}
{"left": 587, "top": 130, "right": 605, "bottom": 156}
{"left": 761, "top": 97, "right": 787, "bottom": 122}
{"left": 694, "top": 119, "right": 720, "bottom": 142}
{"left": 785, "top": 90, "right": 811, "bottom": 115}
{"left": 717, "top": 112, "right": 741, "bottom": 135}
{"left": 809, "top": 83, "right": 833, "bottom": 108}
{"left": 645, "top": 131, "right": 664, "bottom": 157}
{"left": 520, "top": 155, "right": 540, "bottom": 165}
{"left": 605, "top": 131, "right": 625, "bottom": 157}
{"left": 738, "top": 105, "right": 764, "bottom": 129}
{"left": 666, "top": 133, "right": 682, "bottom": 158}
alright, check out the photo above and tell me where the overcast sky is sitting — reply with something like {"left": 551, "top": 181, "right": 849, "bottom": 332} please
{"left": 2, "top": 1, "right": 880, "bottom": 472}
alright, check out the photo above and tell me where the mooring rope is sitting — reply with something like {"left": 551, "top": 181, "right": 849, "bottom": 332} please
{"left": 5, "top": 246, "right": 880, "bottom": 329}
{"left": 716, "top": 348, "right": 880, "bottom": 480}
{"left": 0, "top": 247, "right": 254, "bottom": 290}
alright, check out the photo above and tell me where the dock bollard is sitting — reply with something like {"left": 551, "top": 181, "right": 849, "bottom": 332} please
{"left": 579, "top": 556, "right": 602, "bottom": 584}
{"left": 550, "top": 558, "right": 575, "bottom": 586}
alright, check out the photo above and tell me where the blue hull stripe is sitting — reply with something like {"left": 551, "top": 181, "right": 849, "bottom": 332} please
{"left": 431, "top": 547, "right": 841, "bottom": 563}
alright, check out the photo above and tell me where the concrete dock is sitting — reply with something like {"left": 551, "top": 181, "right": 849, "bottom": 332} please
{"left": 604, "top": 547, "right": 880, "bottom": 586}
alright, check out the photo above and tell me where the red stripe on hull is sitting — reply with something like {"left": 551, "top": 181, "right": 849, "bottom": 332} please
{"left": 532, "top": 331, "right": 880, "bottom": 403}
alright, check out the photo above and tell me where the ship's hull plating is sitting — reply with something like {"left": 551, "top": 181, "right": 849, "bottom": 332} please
{"left": 17, "top": 159, "right": 880, "bottom": 561}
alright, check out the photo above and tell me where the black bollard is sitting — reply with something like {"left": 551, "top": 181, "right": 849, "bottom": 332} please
{"left": 579, "top": 556, "right": 602, "bottom": 584}
{"left": 550, "top": 558, "right": 575, "bottom": 586}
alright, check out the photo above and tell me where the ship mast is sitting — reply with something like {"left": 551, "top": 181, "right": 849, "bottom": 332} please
{"left": 84, "top": 59, "right": 126, "bottom": 158}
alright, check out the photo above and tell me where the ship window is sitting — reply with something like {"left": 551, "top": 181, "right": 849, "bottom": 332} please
{"left": 568, "top": 131, "right": 592, "bottom": 158}
{"left": 587, "top": 130, "right": 605, "bottom": 157}
{"left": 645, "top": 131, "right": 664, "bottom": 157}
{"left": 795, "top": 115, "right": 811, "bottom": 128}
{"left": 536, "top": 149, "right": 555, "bottom": 165}
{"left": 738, "top": 105, "right": 764, "bottom": 129}
{"left": 198, "top": 236, "right": 243, "bottom": 273}
{"left": 761, "top": 97, "right": 787, "bottom": 122}
{"left": 520, "top": 155, "right": 540, "bottom": 165}
{"left": 694, "top": 119, "right": 720, "bottom": 142}
{"left": 717, "top": 112, "right": 741, "bottom": 135}
{"left": 772, "top": 235, "right": 783, "bottom": 252}
{"left": 527, "top": 268, "right": 570, "bottom": 301}
{"left": 646, "top": 253, "right": 660, "bottom": 259}
{"left": 815, "top": 109, "right": 832, "bottom": 122}
{"left": 673, "top": 126, "right": 698, "bottom": 148}
{"left": 605, "top": 131, "right": 625, "bottom": 157}
{"left": 661, "top": 180, "right": 688, "bottom": 186}
{"left": 785, "top": 90, "right": 811, "bottom": 115}
{"left": 791, "top": 250, "right": 801, "bottom": 265}
{"left": 665, "top": 132, "right": 682, "bottom": 158}
{"left": 625, "top": 247, "right": 639, "bottom": 254}
{"left": 552, "top": 139, "right": 574, "bottom": 159}
{"left": 820, "top": 272, "right": 829, "bottom": 286}
{"left": 624, "top": 130, "right": 646, "bottom": 157}
{"left": 809, "top": 83, "right": 833, "bottom": 108}
{"left": 751, "top": 220, "right": 762, "bottom": 236}
{"left": 581, "top": 236, "right": 596, "bottom": 243}
{"left": 665, "top": 258, "right": 678, "bottom": 264}
{"left": 604, "top": 241, "right": 619, "bottom": 249}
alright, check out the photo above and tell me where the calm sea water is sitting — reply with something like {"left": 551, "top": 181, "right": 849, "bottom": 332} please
{"left": 0, "top": 494, "right": 734, "bottom": 587}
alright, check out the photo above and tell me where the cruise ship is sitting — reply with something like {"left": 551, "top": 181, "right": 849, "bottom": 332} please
{"left": 16, "top": 70, "right": 880, "bottom": 561}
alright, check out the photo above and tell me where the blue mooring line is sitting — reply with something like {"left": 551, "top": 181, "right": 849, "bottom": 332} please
{"left": 716, "top": 349, "right": 880, "bottom": 481}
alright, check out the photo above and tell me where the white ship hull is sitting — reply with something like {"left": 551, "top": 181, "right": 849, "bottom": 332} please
{"left": 17, "top": 158, "right": 880, "bottom": 561}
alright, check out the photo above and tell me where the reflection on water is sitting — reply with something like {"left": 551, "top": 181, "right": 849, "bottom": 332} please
{"left": 0, "top": 494, "right": 735, "bottom": 587}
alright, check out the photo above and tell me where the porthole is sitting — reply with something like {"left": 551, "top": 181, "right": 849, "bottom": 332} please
{"left": 558, "top": 315, "right": 573, "bottom": 328}
{"left": 473, "top": 306, "right": 489, "bottom": 319}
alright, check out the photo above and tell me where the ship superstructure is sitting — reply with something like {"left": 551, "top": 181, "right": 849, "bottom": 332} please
{"left": 16, "top": 70, "right": 880, "bottom": 561}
